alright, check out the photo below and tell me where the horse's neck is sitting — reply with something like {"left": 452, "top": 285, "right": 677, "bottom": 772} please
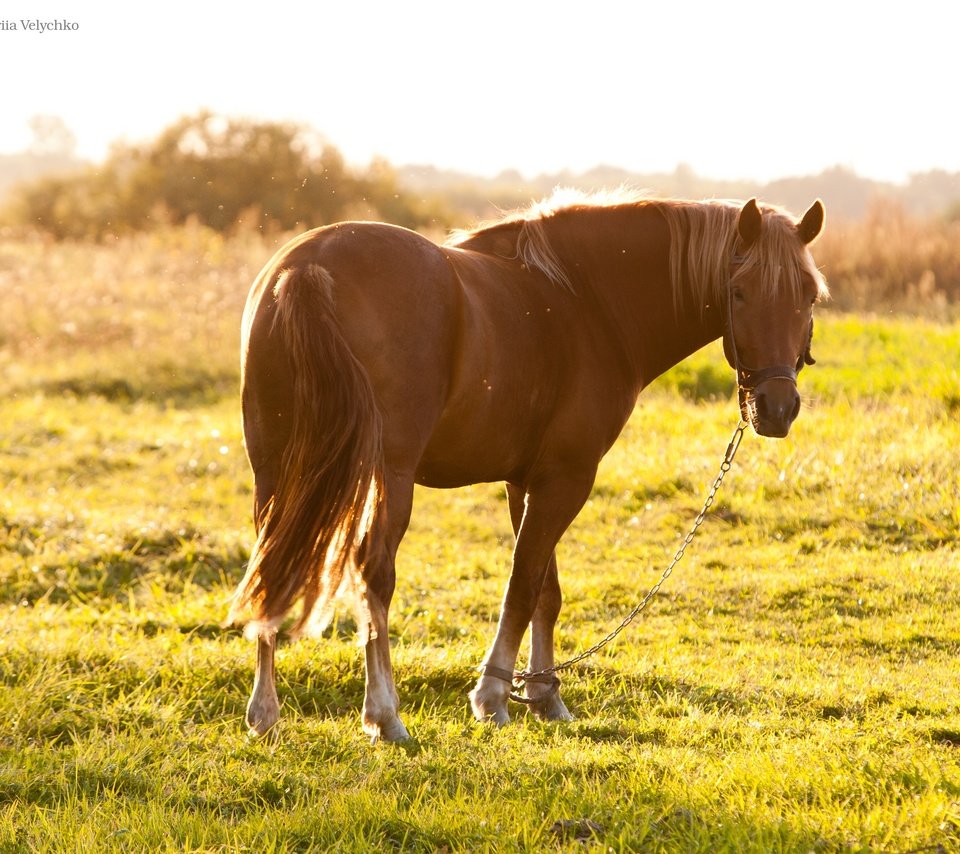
{"left": 551, "top": 206, "right": 723, "bottom": 389}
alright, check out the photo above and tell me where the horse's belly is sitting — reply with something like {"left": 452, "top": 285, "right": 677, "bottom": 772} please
{"left": 413, "top": 404, "right": 540, "bottom": 488}
{"left": 413, "top": 436, "right": 525, "bottom": 489}
{"left": 413, "top": 465, "right": 496, "bottom": 490}
{"left": 410, "top": 365, "right": 636, "bottom": 490}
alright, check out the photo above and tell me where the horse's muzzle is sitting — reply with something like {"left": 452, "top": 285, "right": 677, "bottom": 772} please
{"left": 737, "top": 365, "right": 801, "bottom": 438}
{"left": 741, "top": 376, "right": 801, "bottom": 438}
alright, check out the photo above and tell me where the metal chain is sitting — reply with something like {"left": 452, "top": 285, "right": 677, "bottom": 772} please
{"left": 513, "top": 419, "right": 748, "bottom": 686}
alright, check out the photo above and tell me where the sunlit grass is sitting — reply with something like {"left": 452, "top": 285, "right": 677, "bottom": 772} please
{"left": 1, "top": 231, "right": 959, "bottom": 851}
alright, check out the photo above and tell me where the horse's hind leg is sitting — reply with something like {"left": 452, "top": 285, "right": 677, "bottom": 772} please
{"left": 247, "top": 632, "right": 280, "bottom": 735}
{"left": 505, "top": 484, "right": 574, "bottom": 722}
{"left": 360, "top": 469, "right": 415, "bottom": 743}
{"left": 245, "top": 468, "right": 282, "bottom": 736}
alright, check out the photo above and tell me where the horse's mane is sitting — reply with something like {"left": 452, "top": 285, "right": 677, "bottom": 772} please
{"left": 447, "top": 189, "right": 828, "bottom": 305}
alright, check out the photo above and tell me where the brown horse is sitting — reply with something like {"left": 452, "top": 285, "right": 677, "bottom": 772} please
{"left": 229, "top": 192, "right": 827, "bottom": 742}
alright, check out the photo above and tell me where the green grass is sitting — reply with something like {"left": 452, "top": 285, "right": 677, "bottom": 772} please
{"left": 2, "top": 233, "right": 960, "bottom": 851}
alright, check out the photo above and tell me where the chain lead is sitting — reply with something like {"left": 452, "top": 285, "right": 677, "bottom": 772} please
{"left": 513, "top": 419, "right": 748, "bottom": 686}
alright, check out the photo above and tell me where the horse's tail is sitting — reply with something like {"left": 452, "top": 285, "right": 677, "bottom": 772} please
{"left": 228, "top": 263, "right": 383, "bottom": 640}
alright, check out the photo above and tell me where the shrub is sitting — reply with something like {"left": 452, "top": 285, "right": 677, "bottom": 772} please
{"left": 3, "top": 112, "right": 452, "bottom": 239}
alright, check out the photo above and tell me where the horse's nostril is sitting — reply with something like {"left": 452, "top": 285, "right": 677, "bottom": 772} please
{"left": 754, "top": 390, "right": 770, "bottom": 420}
{"left": 790, "top": 393, "right": 801, "bottom": 422}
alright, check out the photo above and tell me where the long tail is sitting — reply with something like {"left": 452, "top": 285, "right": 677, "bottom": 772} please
{"left": 229, "top": 263, "right": 383, "bottom": 640}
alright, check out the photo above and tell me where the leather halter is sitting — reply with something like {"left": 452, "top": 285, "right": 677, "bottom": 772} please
{"left": 723, "top": 254, "right": 801, "bottom": 415}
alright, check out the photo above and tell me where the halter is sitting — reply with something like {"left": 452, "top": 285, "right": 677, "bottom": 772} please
{"left": 724, "top": 253, "right": 801, "bottom": 417}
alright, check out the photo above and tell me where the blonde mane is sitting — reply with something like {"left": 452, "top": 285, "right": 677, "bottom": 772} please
{"left": 447, "top": 188, "right": 649, "bottom": 293}
{"left": 658, "top": 199, "right": 829, "bottom": 311}
{"left": 448, "top": 188, "right": 828, "bottom": 305}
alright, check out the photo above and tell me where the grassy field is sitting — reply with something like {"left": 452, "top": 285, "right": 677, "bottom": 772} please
{"left": 1, "top": 231, "right": 959, "bottom": 852}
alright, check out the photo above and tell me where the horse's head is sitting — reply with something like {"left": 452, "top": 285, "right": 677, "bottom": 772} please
{"left": 723, "top": 198, "right": 826, "bottom": 438}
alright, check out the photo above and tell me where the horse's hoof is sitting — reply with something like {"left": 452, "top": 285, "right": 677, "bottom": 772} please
{"left": 246, "top": 717, "right": 279, "bottom": 738}
{"left": 246, "top": 701, "right": 281, "bottom": 737}
{"left": 475, "top": 707, "right": 510, "bottom": 726}
{"left": 247, "top": 723, "right": 279, "bottom": 741}
{"left": 469, "top": 687, "right": 511, "bottom": 726}
{"left": 364, "top": 716, "right": 410, "bottom": 743}
{"left": 530, "top": 695, "right": 575, "bottom": 722}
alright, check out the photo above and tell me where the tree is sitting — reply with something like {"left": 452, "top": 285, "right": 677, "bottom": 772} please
{"left": 3, "top": 112, "right": 452, "bottom": 238}
{"left": 125, "top": 112, "right": 351, "bottom": 231}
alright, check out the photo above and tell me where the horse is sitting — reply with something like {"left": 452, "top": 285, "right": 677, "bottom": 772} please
{"left": 228, "top": 191, "right": 827, "bottom": 742}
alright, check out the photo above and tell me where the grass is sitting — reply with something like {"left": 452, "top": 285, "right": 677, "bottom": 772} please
{"left": 1, "top": 231, "right": 959, "bottom": 851}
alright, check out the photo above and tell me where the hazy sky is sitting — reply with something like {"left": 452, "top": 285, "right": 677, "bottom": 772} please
{"left": 2, "top": 1, "right": 958, "bottom": 183}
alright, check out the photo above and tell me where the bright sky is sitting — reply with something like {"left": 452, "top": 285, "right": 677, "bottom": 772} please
{"left": 2, "top": 1, "right": 958, "bottom": 183}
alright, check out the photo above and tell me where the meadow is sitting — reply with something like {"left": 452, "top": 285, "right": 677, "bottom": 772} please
{"left": 1, "top": 227, "right": 959, "bottom": 852}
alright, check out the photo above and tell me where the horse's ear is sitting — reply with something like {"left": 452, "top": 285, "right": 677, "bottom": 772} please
{"left": 737, "top": 198, "right": 763, "bottom": 247}
{"left": 797, "top": 199, "right": 825, "bottom": 245}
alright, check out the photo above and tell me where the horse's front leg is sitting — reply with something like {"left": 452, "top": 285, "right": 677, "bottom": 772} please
{"left": 502, "top": 483, "right": 573, "bottom": 721}
{"left": 470, "top": 471, "right": 594, "bottom": 726}
{"left": 524, "top": 556, "right": 574, "bottom": 722}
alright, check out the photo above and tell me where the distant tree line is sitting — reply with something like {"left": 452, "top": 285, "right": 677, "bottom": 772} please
{"left": 397, "top": 163, "right": 960, "bottom": 223}
{"left": 4, "top": 112, "right": 960, "bottom": 244}
{"left": 2, "top": 113, "right": 452, "bottom": 239}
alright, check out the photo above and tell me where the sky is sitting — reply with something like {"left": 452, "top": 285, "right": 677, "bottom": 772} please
{"left": 2, "top": 1, "right": 958, "bottom": 183}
